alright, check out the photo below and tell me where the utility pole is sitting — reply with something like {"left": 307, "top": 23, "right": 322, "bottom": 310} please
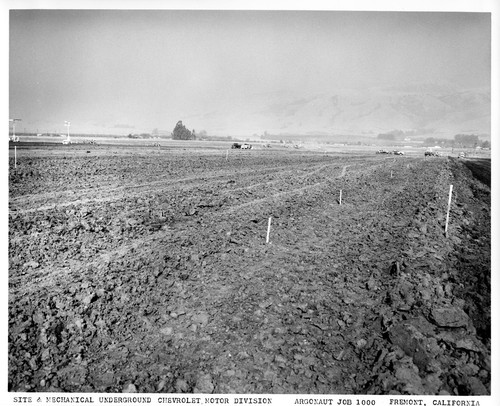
{"left": 9, "top": 118, "right": 21, "bottom": 141}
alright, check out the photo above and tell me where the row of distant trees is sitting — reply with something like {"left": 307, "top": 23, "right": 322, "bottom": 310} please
{"left": 377, "top": 130, "right": 490, "bottom": 149}
{"left": 142, "top": 121, "right": 241, "bottom": 141}
{"left": 135, "top": 124, "right": 491, "bottom": 148}
{"left": 127, "top": 121, "right": 199, "bottom": 140}
{"left": 424, "top": 134, "right": 490, "bottom": 149}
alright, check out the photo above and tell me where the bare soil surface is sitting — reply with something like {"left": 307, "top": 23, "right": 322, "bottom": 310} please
{"left": 8, "top": 144, "right": 491, "bottom": 395}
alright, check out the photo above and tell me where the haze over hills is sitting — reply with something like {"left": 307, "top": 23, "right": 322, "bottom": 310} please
{"left": 12, "top": 83, "right": 490, "bottom": 141}
{"left": 186, "top": 83, "right": 490, "bottom": 139}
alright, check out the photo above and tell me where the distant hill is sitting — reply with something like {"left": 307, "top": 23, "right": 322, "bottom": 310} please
{"left": 189, "top": 84, "right": 490, "bottom": 139}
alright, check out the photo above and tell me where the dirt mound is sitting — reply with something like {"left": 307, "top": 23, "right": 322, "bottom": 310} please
{"left": 461, "top": 158, "right": 491, "bottom": 187}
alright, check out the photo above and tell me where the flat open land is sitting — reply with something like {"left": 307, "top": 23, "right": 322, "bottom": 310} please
{"left": 8, "top": 142, "right": 491, "bottom": 395}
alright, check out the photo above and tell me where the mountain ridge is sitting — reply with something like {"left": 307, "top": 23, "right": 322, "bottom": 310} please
{"left": 190, "top": 84, "right": 490, "bottom": 138}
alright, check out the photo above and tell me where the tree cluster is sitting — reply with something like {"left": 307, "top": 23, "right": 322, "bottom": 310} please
{"left": 172, "top": 121, "right": 196, "bottom": 140}
{"left": 454, "top": 134, "right": 479, "bottom": 147}
{"left": 423, "top": 134, "right": 490, "bottom": 149}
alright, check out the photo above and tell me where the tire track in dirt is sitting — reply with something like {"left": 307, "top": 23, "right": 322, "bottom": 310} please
{"left": 8, "top": 162, "right": 361, "bottom": 293}
{"left": 9, "top": 161, "right": 339, "bottom": 215}
{"left": 15, "top": 161, "right": 376, "bottom": 294}
{"left": 224, "top": 163, "right": 354, "bottom": 214}
{"left": 8, "top": 156, "right": 381, "bottom": 309}
{"left": 8, "top": 160, "right": 374, "bottom": 259}
{"left": 11, "top": 159, "right": 296, "bottom": 202}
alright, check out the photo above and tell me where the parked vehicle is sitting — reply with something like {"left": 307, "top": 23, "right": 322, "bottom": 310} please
{"left": 231, "top": 142, "right": 252, "bottom": 150}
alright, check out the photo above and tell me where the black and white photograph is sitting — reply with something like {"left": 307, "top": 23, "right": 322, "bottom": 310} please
{"left": 4, "top": 0, "right": 498, "bottom": 404}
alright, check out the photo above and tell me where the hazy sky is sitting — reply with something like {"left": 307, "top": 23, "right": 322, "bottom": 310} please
{"left": 9, "top": 10, "right": 491, "bottom": 135}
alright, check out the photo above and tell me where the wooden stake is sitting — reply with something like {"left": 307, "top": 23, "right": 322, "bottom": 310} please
{"left": 226, "top": 150, "right": 228, "bottom": 161}
{"left": 14, "top": 146, "right": 17, "bottom": 169}
{"left": 339, "top": 189, "right": 342, "bottom": 205}
{"left": 445, "top": 185, "right": 453, "bottom": 236}
{"left": 390, "top": 170, "right": 393, "bottom": 178}
{"left": 266, "top": 217, "right": 272, "bottom": 243}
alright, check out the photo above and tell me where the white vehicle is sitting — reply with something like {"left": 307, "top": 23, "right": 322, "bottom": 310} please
{"left": 62, "top": 138, "right": 71, "bottom": 145}
{"left": 241, "top": 143, "right": 252, "bottom": 149}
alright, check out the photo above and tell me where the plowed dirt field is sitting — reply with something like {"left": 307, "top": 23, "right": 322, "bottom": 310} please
{"left": 8, "top": 144, "right": 491, "bottom": 395}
